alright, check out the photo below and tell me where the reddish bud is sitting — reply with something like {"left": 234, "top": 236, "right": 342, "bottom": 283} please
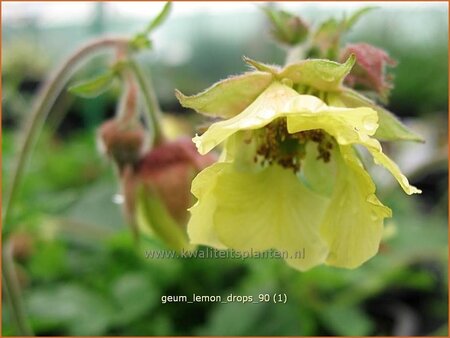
{"left": 122, "top": 137, "right": 216, "bottom": 228}
{"left": 341, "top": 43, "right": 397, "bottom": 101}
{"left": 97, "top": 119, "right": 148, "bottom": 170}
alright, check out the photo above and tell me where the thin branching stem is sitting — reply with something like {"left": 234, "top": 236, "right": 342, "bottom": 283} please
{"left": 3, "top": 25, "right": 168, "bottom": 335}
{"left": 2, "top": 36, "right": 129, "bottom": 336}
{"left": 3, "top": 36, "right": 129, "bottom": 230}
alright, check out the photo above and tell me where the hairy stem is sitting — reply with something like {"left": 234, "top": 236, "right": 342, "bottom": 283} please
{"left": 3, "top": 36, "right": 129, "bottom": 230}
{"left": 2, "top": 36, "right": 128, "bottom": 336}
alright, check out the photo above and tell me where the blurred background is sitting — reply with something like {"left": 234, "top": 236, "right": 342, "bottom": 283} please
{"left": 2, "top": 1, "right": 448, "bottom": 336}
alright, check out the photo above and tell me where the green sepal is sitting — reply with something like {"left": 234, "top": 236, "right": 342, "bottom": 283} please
{"left": 278, "top": 54, "right": 355, "bottom": 91}
{"left": 136, "top": 185, "right": 194, "bottom": 253}
{"left": 340, "top": 88, "right": 424, "bottom": 142}
{"left": 242, "top": 56, "right": 279, "bottom": 74}
{"left": 175, "top": 71, "right": 273, "bottom": 118}
{"left": 262, "top": 6, "right": 309, "bottom": 46}
{"left": 68, "top": 71, "right": 116, "bottom": 98}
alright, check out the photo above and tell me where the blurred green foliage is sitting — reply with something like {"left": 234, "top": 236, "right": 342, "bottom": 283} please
{"left": 2, "top": 3, "right": 448, "bottom": 336}
{"left": 1, "top": 127, "right": 448, "bottom": 335}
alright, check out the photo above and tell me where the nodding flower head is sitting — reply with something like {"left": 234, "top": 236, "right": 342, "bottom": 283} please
{"left": 177, "top": 57, "right": 421, "bottom": 271}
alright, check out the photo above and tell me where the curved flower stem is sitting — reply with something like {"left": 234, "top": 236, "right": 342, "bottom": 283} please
{"left": 127, "top": 57, "right": 165, "bottom": 146}
{"left": 2, "top": 36, "right": 128, "bottom": 336}
{"left": 3, "top": 36, "right": 129, "bottom": 231}
{"left": 2, "top": 243, "right": 33, "bottom": 336}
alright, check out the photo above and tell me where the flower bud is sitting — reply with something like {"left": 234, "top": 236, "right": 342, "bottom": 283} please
{"left": 341, "top": 43, "right": 397, "bottom": 101}
{"left": 263, "top": 8, "right": 309, "bottom": 46}
{"left": 97, "top": 119, "right": 148, "bottom": 171}
{"left": 121, "top": 137, "right": 216, "bottom": 250}
{"left": 97, "top": 77, "right": 149, "bottom": 171}
{"left": 140, "top": 138, "right": 215, "bottom": 223}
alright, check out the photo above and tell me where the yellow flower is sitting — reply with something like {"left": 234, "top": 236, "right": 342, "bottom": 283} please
{"left": 177, "top": 58, "right": 421, "bottom": 270}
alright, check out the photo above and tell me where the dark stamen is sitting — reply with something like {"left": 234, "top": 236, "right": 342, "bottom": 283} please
{"left": 253, "top": 118, "right": 333, "bottom": 172}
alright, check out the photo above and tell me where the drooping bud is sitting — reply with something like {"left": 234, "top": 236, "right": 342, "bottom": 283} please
{"left": 97, "top": 79, "right": 148, "bottom": 171}
{"left": 121, "top": 137, "right": 216, "bottom": 250}
{"left": 98, "top": 119, "right": 147, "bottom": 170}
{"left": 341, "top": 43, "right": 397, "bottom": 101}
{"left": 137, "top": 137, "right": 215, "bottom": 225}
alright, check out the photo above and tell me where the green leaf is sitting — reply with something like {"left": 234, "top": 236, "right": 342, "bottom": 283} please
{"left": 320, "top": 304, "right": 374, "bottom": 336}
{"left": 130, "top": 2, "right": 171, "bottom": 50}
{"left": 68, "top": 71, "right": 115, "bottom": 98}
{"left": 112, "top": 272, "right": 158, "bottom": 325}
{"left": 262, "top": 6, "right": 308, "bottom": 46}
{"left": 136, "top": 185, "right": 193, "bottom": 252}
{"left": 340, "top": 88, "right": 424, "bottom": 142}
{"left": 145, "top": 2, "right": 172, "bottom": 35}
{"left": 27, "top": 284, "right": 115, "bottom": 335}
{"left": 176, "top": 72, "right": 273, "bottom": 118}
{"left": 28, "top": 242, "right": 68, "bottom": 282}
{"left": 278, "top": 55, "right": 355, "bottom": 91}
{"left": 197, "top": 301, "right": 269, "bottom": 335}
{"left": 345, "top": 6, "right": 377, "bottom": 30}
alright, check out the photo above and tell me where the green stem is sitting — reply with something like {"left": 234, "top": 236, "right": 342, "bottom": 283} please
{"left": 2, "top": 35, "right": 129, "bottom": 336}
{"left": 127, "top": 58, "right": 165, "bottom": 146}
{"left": 3, "top": 36, "right": 128, "bottom": 232}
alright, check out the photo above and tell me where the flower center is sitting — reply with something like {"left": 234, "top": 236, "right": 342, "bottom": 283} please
{"left": 253, "top": 118, "right": 333, "bottom": 172}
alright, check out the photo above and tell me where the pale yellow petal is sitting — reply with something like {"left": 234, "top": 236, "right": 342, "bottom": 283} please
{"left": 188, "top": 163, "right": 228, "bottom": 249}
{"left": 320, "top": 145, "right": 392, "bottom": 268}
{"left": 193, "top": 82, "right": 301, "bottom": 155}
{"left": 286, "top": 100, "right": 379, "bottom": 143}
{"left": 286, "top": 98, "right": 420, "bottom": 195}
{"left": 212, "top": 164, "right": 329, "bottom": 271}
{"left": 300, "top": 141, "right": 338, "bottom": 196}
{"left": 363, "top": 138, "right": 422, "bottom": 195}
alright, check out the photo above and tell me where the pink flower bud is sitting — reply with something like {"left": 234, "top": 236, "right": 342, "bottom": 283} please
{"left": 341, "top": 43, "right": 397, "bottom": 100}
{"left": 97, "top": 119, "right": 148, "bottom": 170}
{"left": 122, "top": 137, "right": 216, "bottom": 228}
